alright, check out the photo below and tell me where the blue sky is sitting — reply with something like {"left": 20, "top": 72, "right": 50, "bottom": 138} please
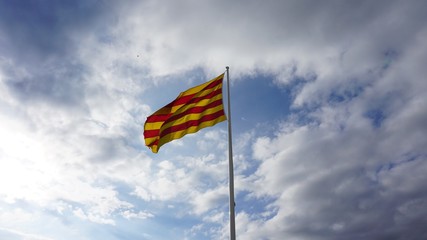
{"left": 1, "top": 0, "right": 427, "bottom": 239}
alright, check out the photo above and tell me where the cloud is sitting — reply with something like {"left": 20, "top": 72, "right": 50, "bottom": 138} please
{"left": 121, "top": 210, "right": 154, "bottom": 220}
{"left": 0, "top": 227, "right": 53, "bottom": 240}
{"left": 243, "top": 27, "right": 427, "bottom": 240}
{"left": 192, "top": 186, "right": 228, "bottom": 215}
{"left": 96, "top": 0, "right": 426, "bottom": 81}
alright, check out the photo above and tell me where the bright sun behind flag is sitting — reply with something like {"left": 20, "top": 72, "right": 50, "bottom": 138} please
{"left": 144, "top": 73, "right": 227, "bottom": 153}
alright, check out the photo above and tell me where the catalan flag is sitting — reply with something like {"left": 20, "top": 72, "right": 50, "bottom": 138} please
{"left": 144, "top": 74, "right": 227, "bottom": 153}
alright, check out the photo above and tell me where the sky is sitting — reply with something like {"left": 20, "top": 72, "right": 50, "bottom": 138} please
{"left": 0, "top": 0, "right": 426, "bottom": 239}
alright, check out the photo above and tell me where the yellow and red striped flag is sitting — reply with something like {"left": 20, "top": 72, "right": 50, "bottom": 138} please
{"left": 144, "top": 74, "right": 227, "bottom": 153}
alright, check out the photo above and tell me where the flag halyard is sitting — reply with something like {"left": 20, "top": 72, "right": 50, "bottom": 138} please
{"left": 144, "top": 74, "right": 226, "bottom": 153}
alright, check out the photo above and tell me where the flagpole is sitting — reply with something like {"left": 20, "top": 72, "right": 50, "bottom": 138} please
{"left": 226, "top": 66, "right": 236, "bottom": 240}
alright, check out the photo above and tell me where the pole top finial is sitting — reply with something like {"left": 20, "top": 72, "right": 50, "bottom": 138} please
{"left": 226, "top": 66, "right": 229, "bottom": 70}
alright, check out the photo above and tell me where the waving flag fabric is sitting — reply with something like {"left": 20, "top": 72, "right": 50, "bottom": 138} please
{"left": 144, "top": 74, "right": 226, "bottom": 153}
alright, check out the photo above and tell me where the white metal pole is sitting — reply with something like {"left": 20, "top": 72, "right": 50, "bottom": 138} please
{"left": 226, "top": 66, "right": 236, "bottom": 240}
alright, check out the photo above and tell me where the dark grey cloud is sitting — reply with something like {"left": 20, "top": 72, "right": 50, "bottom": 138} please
{"left": 4, "top": 62, "right": 86, "bottom": 106}
{"left": 0, "top": 0, "right": 117, "bottom": 106}
{"left": 0, "top": 0, "right": 114, "bottom": 61}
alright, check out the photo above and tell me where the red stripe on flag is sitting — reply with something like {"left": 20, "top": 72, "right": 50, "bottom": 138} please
{"left": 163, "top": 99, "right": 224, "bottom": 125}
{"left": 144, "top": 100, "right": 224, "bottom": 138}
{"left": 173, "top": 78, "right": 222, "bottom": 103}
{"left": 144, "top": 129, "right": 160, "bottom": 138}
{"left": 145, "top": 88, "right": 223, "bottom": 123}
{"left": 159, "top": 110, "right": 226, "bottom": 137}
{"left": 158, "top": 78, "right": 223, "bottom": 108}
{"left": 182, "top": 88, "right": 222, "bottom": 106}
{"left": 146, "top": 113, "right": 170, "bottom": 123}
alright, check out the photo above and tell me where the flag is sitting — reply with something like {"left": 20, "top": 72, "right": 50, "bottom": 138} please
{"left": 144, "top": 74, "right": 227, "bottom": 153}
